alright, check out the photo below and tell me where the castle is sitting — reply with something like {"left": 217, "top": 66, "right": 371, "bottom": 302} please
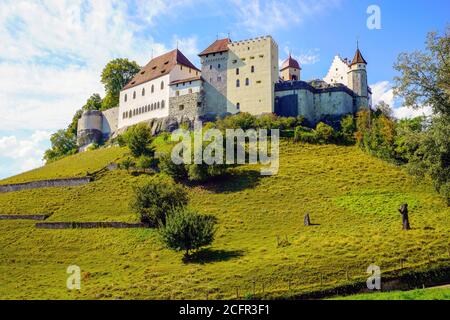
{"left": 77, "top": 35, "right": 371, "bottom": 150}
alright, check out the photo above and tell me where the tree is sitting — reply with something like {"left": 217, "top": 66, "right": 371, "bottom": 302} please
{"left": 123, "top": 123, "right": 155, "bottom": 158}
{"left": 130, "top": 176, "right": 189, "bottom": 226}
{"left": 340, "top": 114, "right": 356, "bottom": 144}
{"left": 159, "top": 208, "right": 217, "bottom": 258}
{"left": 119, "top": 157, "right": 135, "bottom": 173}
{"left": 43, "top": 130, "right": 78, "bottom": 163}
{"left": 375, "top": 101, "right": 394, "bottom": 119}
{"left": 83, "top": 93, "right": 103, "bottom": 111}
{"left": 100, "top": 58, "right": 140, "bottom": 110}
{"left": 393, "top": 27, "right": 450, "bottom": 204}
{"left": 315, "top": 122, "right": 335, "bottom": 144}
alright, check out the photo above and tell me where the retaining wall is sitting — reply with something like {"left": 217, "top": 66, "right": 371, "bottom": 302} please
{"left": 35, "top": 222, "right": 149, "bottom": 229}
{"left": 0, "top": 214, "right": 51, "bottom": 220}
{"left": 0, "top": 177, "right": 91, "bottom": 193}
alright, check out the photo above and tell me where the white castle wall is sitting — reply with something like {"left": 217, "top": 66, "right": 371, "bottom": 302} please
{"left": 324, "top": 56, "right": 350, "bottom": 85}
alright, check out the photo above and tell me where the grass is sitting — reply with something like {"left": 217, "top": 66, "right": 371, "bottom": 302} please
{"left": 333, "top": 287, "right": 450, "bottom": 300}
{"left": 0, "top": 140, "right": 449, "bottom": 299}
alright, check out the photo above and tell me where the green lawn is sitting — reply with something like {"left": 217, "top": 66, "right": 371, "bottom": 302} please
{"left": 0, "top": 140, "right": 448, "bottom": 299}
{"left": 333, "top": 287, "right": 450, "bottom": 300}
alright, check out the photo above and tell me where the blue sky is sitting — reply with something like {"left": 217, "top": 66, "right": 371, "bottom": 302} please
{"left": 0, "top": 0, "right": 448, "bottom": 179}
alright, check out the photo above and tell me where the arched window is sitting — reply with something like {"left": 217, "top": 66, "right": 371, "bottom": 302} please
{"left": 236, "top": 68, "right": 239, "bottom": 75}
{"left": 236, "top": 103, "right": 240, "bottom": 110}
{"left": 151, "top": 85, "right": 154, "bottom": 93}
{"left": 160, "top": 81, "right": 164, "bottom": 90}
{"left": 245, "top": 78, "right": 250, "bottom": 86}
{"left": 133, "top": 109, "right": 136, "bottom": 116}
{"left": 218, "top": 64, "right": 221, "bottom": 69}
{"left": 251, "top": 66, "right": 255, "bottom": 73}
{"left": 236, "top": 79, "right": 240, "bottom": 87}
{"left": 124, "top": 94, "right": 127, "bottom": 102}
{"left": 128, "top": 111, "right": 132, "bottom": 118}
{"left": 161, "top": 100, "right": 165, "bottom": 109}
{"left": 133, "top": 91, "right": 136, "bottom": 99}
{"left": 142, "top": 88, "right": 145, "bottom": 96}
{"left": 157, "top": 101, "right": 160, "bottom": 109}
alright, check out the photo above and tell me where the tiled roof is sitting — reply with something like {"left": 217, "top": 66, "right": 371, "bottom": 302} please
{"left": 170, "top": 76, "right": 203, "bottom": 86}
{"left": 281, "top": 54, "right": 301, "bottom": 71}
{"left": 123, "top": 49, "right": 200, "bottom": 90}
{"left": 198, "top": 38, "right": 231, "bottom": 56}
{"left": 351, "top": 48, "right": 367, "bottom": 66}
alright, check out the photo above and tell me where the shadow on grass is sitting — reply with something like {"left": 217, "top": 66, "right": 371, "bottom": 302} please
{"left": 183, "top": 248, "right": 244, "bottom": 264}
{"left": 199, "top": 170, "right": 264, "bottom": 194}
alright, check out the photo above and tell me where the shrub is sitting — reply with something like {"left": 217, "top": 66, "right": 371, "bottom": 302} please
{"left": 217, "top": 112, "right": 256, "bottom": 130}
{"left": 123, "top": 123, "right": 155, "bottom": 158}
{"left": 136, "top": 156, "right": 156, "bottom": 171}
{"left": 158, "top": 153, "right": 188, "bottom": 181}
{"left": 340, "top": 115, "right": 356, "bottom": 144}
{"left": 119, "top": 157, "right": 135, "bottom": 172}
{"left": 315, "top": 122, "right": 335, "bottom": 144}
{"left": 159, "top": 208, "right": 217, "bottom": 258}
{"left": 293, "top": 126, "right": 314, "bottom": 143}
{"left": 130, "top": 176, "right": 188, "bottom": 226}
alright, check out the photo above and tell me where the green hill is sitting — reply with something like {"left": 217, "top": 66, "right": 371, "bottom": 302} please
{"left": 0, "top": 140, "right": 449, "bottom": 299}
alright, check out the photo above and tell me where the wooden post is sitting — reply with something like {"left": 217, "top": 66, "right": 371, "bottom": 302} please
{"left": 236, "top": 287, "right": 239, "bottom": 300}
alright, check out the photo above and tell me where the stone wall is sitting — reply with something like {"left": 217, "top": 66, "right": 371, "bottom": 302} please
{"left": 0, "top": 214, "right": 51, "bottom": 220}
{"left": 0, "top": 177, "right": 91, "bottom": 193}
{"left": 201, "top": 51, "right": 228, "bottom": 115}
{"left": 36, "top": 222, "right": 148, "bottom": 229}
{"left": 169, "top": 92, "right": 203, "bottom": 122}
{"left": 102, "top": 107, "right": 119, "bottom": 138}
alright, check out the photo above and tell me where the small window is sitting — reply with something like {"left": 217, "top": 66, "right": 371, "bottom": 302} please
{"left": 151, "top": 85, "right": 154, "bottom": 93}
{"left": 236, "top": 103, "right": 240, "bottom": 110}
{"left": 188, "top": 88, "right": 193, "bottom": 94}
{"left": 251, "top": 66, "right": 255, "bottom": 73}
{"left": 245, "top": 78, "right": 250, "bottom": 86}
{"left": 161, "top": 100, "right": 165, "bottom": 109}
{"left": 157, "top": 102, "right": 160, "bottom": 109}
{"left": 176, "top": 90, "right": 180, "bottom": 96}
{"left": 236, "top": 79, "right": 240, "bottom": 87}
{"left": 232, "top": 59, "right": 237, "bottom": 64}
{"left": 160, "top": 81, "right": 164, "bottom": 90}
{"left": 124, "top": 94, "right": 127, "bottom": 102}
{"left": 179, "top": 105, "right": 184, "bottom": 111}
{"left": 217, "top": 76, "right": 221, "bottom": 82}
{"left": 151, "top": 104, "right": 154, "bottom": 111}
{"left": 218, "top": 64, "right": 221, "bottom": 69}
{"left": 142, "top": 88, "right": 145, "bottom": 96}
{"left": 236, "top": 68, "right": 239, "bottom": 75}
{"left": 133, "top": 91, "right": 136, "bottom": 99}
{"left": 196, "top": 71, "right": 198, "bottom": 76}
{"left": 256, "top": 80, "right": 261, "bottom": 84}
{"left": 209, "top": 65, "right": 212, "bottom": 70}
{"left": 128, "top": 111, "right": 132, "bottom": 118}
{"left": 180, "top": 65, "right": 183, "bottom": 70}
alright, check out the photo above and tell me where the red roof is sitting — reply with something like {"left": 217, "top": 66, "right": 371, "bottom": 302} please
{"left": 198, "top": 38, "right": 231, "bottom": 56}
{"left": 351, "top": 48, "right": 367, "bottom": 66}
{"left": 170, "top": 76, "right": 203, "bottom": 86}
{"left": 123, "top": 49, "right": 200, "bottom": 90}
{"left": 281, "top": 54, "right": 301, "bottom": 71}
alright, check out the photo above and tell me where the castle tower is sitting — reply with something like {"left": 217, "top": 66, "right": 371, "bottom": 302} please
{"left": 347, "top": 45, "right": 369, "bottom": 110}
{"left": 280, "top": 54, "right": 301, "bottom": 81}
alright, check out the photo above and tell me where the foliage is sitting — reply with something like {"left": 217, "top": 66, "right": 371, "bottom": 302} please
{"left": 100, "top": 58, "right": 140, "bottom": 110}
{"left": 123, "top": 123, "right": 155, "bottom": 158}
{"left": 340, "top": 114, "right": 356, "bottom": 144}
{"left": 159, "top": 208, "right": 217, "bottom": 258}
{"left": 43, "top": 130, "right": 78, "bottom": 163}
{"left": 315, "top": 122, "right": 336, "bottom": 144}
{"left": 158, "top": 153, "right": 188, "bottom": 181}
{"left": 130, "top": 175, "right": 188, "bottom": 226}
{"left": 119, "top": 157, "right": 135, "bottom": 172}
{"left": 136, "top": 156, "right": 156, "bottom": 171}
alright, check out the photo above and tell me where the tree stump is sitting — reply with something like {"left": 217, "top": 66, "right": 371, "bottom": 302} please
{"left": 304, "top": 213, "right": 311, "bottom": 226}
{"left": 398, "top": 203, "right": 411, "bottom": 230}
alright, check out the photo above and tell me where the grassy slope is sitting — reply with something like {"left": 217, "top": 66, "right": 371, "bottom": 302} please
{"left": 333, "top": 287, "right": 450, "bottom": 300}
{"left": 0, "top": 140, "right": 448, "bottom": 299}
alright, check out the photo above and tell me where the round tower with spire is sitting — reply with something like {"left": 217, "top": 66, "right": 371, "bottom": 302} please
{"left": 280, "top": 53, "right": 301, "bottom": 81}
{"left": 347, "top": 43, "right": 369, "bottom": 110}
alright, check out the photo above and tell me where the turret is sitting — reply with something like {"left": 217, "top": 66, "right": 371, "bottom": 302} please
{"left": 280, "top": 54, "right": 301, "bottom": 81}
{"left": 347, "top": 45, "right": 369, "bottom": 110}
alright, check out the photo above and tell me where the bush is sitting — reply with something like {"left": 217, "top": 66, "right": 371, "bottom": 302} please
{"left": 294, "top": 126, "right": 315, "bottom": 143}
{"left": 130, "top": 176, "right": 188, "bottom": 226}
{"left": 315, "top": 122, "right": 335, "bottom": 144}
{"left": 159, "top": 208, "right": 217, "bottom": 258}
{"left": 123, "top": 123, "right": 155, "bottom": 158}
{"left": 216, "top": 112, "right": 256, "bottom": 130}
{"left": 119, "top": 157, "right": 135, "bottom": 172}
{"left": 158, "top": 153, "right": 188, "bottom": 181}
{"left": 136, "top": 156, "right": 156, "bottom": 171}
{"left": 340, "top": 115, "right": 356, "bottom": 144}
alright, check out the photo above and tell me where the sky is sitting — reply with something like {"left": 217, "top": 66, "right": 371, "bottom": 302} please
{"left": 0, "top": 0, "right": 448, "bottom": 179}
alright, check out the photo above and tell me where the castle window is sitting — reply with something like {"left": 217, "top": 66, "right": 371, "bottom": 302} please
{"left": 179, "top": 105, "right": 184, "bottom": 111}
{"left": 189, "top": 68, "right": 191, "bottom": 74}
{"left": 209, "top": 65, "right": 212, "bottom": 70}
{"left": 232, "top": 60, "right": 237, "bottom": 64}
{"left": 151, "top": 104, "right": 154, "bottom": 111}
{"left": 123, "top": 112, "right": 126, "bottom": 119}
{"left": 128, "top": 111, "right": 132, "bottom": 118}
{"left": 180, "top": 65, "right": 183, "bottom": 70}
{"left": 188, "top": 88, "right": 193, "bottom": 94}
{"left": 236, "top": 79, "right": 240, "bottom": 87}
{"left": 217, "top": 76, "right": 221, "bottom": 82}
{"left": 161, "top": 100, "right": 165, "bottom": 109}
{"left": 218, "top": 64, "right": 221, "bottom": 69}
{"left": 157, "top": 101, "right": 160, "bottom": 109}
{"left": 151, "top": 85, "right": 154, "bottom": 93}
{"left": 251, "top": 66, "right": 255, "bottom": 73}
{"left": 256, "top": 80, "right": 261, "bottom": 84}
{"left": 176, "top": 90, "right": 180, "bottom": 97}
{"left": 124, "top": 94, "right": 127, "bottom": 102}
{"left": 236, "top": 68, "right": 239, "bottom": 75}
{"left": 236, "top": 103, "right": 240, "bottom": 110}
{"left": 196, "top": 71, "right": 198, "bottom": 76}
{"left": 133, "top": 91, "right": 136, "bottom": 99}
{"left": 142, "top": 88, "right": 145, "bottom": 96}
{"left": 160, "top": 81, "right": 164, "bottom": 90}
{"left": 245, "top": 78, "right": 250, "bottom": 86}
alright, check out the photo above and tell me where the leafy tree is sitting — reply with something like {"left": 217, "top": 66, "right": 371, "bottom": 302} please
{"left": 315, "top": 122, "right": 335, "bottom": 144}
{"left": 136, "top": 155, "right": 156, "bottom": 171}
{"left": 158, "top": 153, "right": 188, "bottom": 181}
{"left": 119, "top": 157, "right": 135, "bottom": 172}
{"left": 43, "top": 130, "right": 78, "bottom": 163}
{"left": 123, "top": 123, "right": 155, "bottom": 158}
{"left": 159, "top": 208, "right": 217, "bottom": 258}
{"left": 100, "top": 58, "right": 140, "bottom": 110}
{"left": 340, "top": 114, "right": 356, "bottom": 144}
{"left": 130, "top": 176, "right": 189, "bottom": 226}
{"left": 374, "top": 101, "right": 394, "bottom": 118}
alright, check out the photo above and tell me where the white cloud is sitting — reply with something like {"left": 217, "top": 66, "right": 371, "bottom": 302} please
{"left": 0, "top": 130, "right": 51, "bottom": 178}
{"left": 171, "top": 35, "right": 201, "bottom": 66}
{"left": 232, "top": 0, "right": 342, "bottom": 34}
{"left": 370, "top": 81, "right": 432, "bottom": 119}
{"left": 281, "top": 47, "right": 320, "bottom": 66}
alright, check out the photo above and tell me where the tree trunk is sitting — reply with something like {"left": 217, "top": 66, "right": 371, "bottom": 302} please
{"left": 399, "top": 204, "right": 411, "bottom": 230}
